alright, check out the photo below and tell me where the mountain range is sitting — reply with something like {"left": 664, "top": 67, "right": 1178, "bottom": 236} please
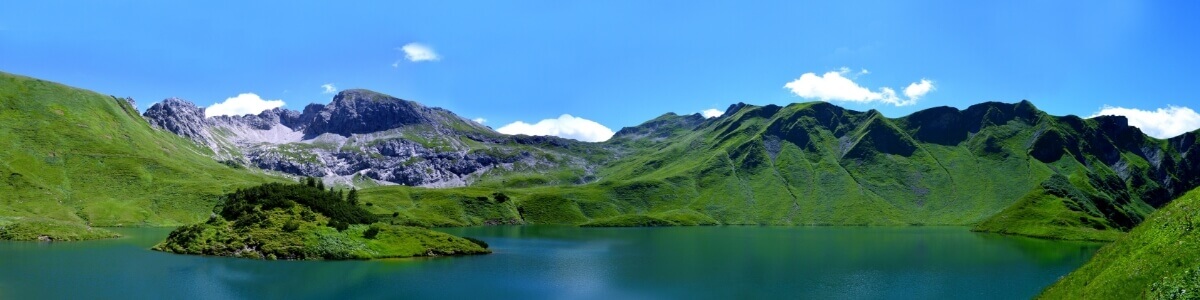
{"left": 3, "top": 70, "right": 1200, "bottom": 243}
{"left": 141, "top": 89, "right": 609, "bottom": 188}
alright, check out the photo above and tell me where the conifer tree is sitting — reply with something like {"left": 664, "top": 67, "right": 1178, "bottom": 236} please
{"left": 348, "top": 188, "right": 359, "bottom": 206}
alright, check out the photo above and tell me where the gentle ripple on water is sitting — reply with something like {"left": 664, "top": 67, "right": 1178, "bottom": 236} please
{"left": 0, "top": 226, "right": 1101, "bottom": 300}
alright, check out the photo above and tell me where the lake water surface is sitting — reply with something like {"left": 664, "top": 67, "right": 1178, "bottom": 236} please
{"left": 0, "top": 226, "right": 1100, "bottom": 299}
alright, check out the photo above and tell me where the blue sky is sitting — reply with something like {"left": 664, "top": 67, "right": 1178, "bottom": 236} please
{"left": 3, "top": 1, "right": 1199, "bottom": 141}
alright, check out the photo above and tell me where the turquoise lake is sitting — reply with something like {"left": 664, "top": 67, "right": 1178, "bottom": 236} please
{"left": 0, "top": 226, "right": 1100, "bottom": 299}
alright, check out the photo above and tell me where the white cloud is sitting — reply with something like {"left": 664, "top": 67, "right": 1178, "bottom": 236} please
{"left": 783, "top": 68, "right": 934, "bottom": 106}
{"left": 400, "top": 43, "right": 440, "bottom": 62}
{"left": 206, "top": 93, "right": 285, "bottom": 117}
{"left": 904, "top": 79, "right": 934, "bottom": 100}
{"left": 321, "top": 83, "right": 337, "bottom": 94}
{"left": 701, "top": 109, "right": 724, "bottom": 118}
{"left": 1089, "top": 105, "right": 1200, "bottom": 139}
{"left": 496, "top": 114, "right": 615, "bottom": 142}
{"left": 472, "top": 118, "right": 487, "bottom": 124}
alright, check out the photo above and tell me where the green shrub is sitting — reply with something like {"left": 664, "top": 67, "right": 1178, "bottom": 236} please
{"left": 329, "top": 220, "right": 349, "bottom": 232}
{"left": 493, "top": 192, "right": 510, "bottom": 203}
{"left": 363, "top": 225, "right": 381, "bottom": 239}
{"left": 282, "top": 220, "right": 300, "bottom": 232}
{"left": 217, "top": 183, "right": 377, "bottom": 225}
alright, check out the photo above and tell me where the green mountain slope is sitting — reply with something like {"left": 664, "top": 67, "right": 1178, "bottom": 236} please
{"left": 1039, "top": 187, "right": 1200, "bottom": 299}
{"left": 0, "top": 72, "right": 277, "bottom": 240}
{"left": 362, "top": 101, "right": 1198, "bottom": 241}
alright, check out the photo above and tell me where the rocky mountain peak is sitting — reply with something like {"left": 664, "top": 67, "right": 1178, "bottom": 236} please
{"left": 137, "top": 88, "right": 552, "bottom": 188}
{"left": 143, "top": 97, "right": 213, "bottom": 145}
{"left": 301, "top": 89, "right": 442, "bottom": 138}
{"left": 611, "top": 112, "right": 706, "bottom": 141}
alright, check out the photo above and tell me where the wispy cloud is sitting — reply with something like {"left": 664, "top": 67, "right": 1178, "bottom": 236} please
{"left": 701, "top": 109, "right": 724, "bottom": 118}
{"left": 497, "top": 114, "right": 615, "bottom": 142}
{"left": 321, "top": 83, "right": 337, "bottom": 94}
{"left": 472, "top": 118, "right": 487, "bottom": 124}
{"left": 783, "top": 68, "right": 934, "bottom": 106}
{"left": 399, "top": 43, "right": 440, "bottom": 63}
{"left": 206, "top": 93, "right": 284, "bottom": 117}
{"left": 1090, "top": 105, "right": 1200, "bottom": 139}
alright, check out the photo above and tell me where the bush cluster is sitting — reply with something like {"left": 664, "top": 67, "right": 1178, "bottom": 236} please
{"left": 216, "top": 182, "right": 377, "bottom": 226}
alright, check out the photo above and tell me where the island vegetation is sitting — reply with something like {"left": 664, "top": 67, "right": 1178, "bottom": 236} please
{"left": 153, "top": 179, "right": 489, "bottom": 260}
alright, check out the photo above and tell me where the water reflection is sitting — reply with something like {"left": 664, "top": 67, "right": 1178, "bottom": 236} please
{"left": 0, "top": 226, "right": 1099, "bottom": 299}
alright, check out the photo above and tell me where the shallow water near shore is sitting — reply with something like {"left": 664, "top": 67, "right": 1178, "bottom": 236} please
{"left": 0, "top": 226, "right": 1100, "bottom": 299}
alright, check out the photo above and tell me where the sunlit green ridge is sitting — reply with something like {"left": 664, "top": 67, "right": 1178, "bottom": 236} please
{"left": 0, "top": 71, "right": 278, "bottom": 240}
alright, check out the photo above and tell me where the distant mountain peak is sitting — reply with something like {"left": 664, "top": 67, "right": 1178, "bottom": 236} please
{"left": 305, "top": 89, "right": 443, "bottom": 138}
{"left": 139, "top": 89, "right": 587, "bottom": 188}
{"left": 144, "top": 97, "right": 213, "bottom": 145}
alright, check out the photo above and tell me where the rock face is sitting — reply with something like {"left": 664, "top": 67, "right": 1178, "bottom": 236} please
{"left": 143, "top": 98, "right": 215, "bottom": 147}
{"left": 143, "top": 90, "right": 605, "bottom": 187}
{"left": 303, "top": 89, "right": 463, "bottom": 138}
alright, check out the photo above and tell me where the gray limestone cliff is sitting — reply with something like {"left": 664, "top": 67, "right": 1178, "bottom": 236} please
{"left": 142, "top": 89, "right": 606, "bottom": 188}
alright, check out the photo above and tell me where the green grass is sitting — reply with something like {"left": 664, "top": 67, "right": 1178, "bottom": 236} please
{"left": 973, "top": 187, "right": 1125, "bottom": 242}
{"left": 581, "top": 215, "right": 677, "bottom": 227}
{"left": 1039, "top": 187, "right": 1200, "bottom": 299}
{"left": 361, "top": 186, "right": 524, "bottom": 227}
{"left": 0, "top": 71, "right": 280, "bottom": 240}
{"left": 0, "top": 217, "right": 119, "bottom": 241}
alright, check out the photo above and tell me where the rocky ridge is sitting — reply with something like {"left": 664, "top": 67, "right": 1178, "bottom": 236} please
{"left": 143, "top": 89, "right": 607, "bottom": 187}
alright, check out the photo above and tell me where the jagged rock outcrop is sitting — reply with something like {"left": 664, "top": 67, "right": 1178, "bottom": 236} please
{"left": 301, "top": 89, "right": 483, "bottom": 138}
{"left": 143, "top": 98, "right": 216, "bottom": 147}
{"left": 142, "top": 90, "right": 606, "bottom": 187}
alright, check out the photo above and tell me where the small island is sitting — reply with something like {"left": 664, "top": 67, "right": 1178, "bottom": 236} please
{"left": 154, "top": 179, "right": 490, "bottom": 260}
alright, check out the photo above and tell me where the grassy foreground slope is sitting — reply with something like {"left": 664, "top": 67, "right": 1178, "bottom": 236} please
{"left": 0, "top": 72, "right": 276, "bottom": 240}
{"left": 155, "top": 182, "right": 489, "bottom": 259}
{"left": 1039, "top": 187, "right": 1200, "bottom": 299}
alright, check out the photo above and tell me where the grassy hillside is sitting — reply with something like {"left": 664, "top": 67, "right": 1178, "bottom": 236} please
{"left": 361, "top": 101, "right": 1196, "bottom": 242}
{"left": 1039, "top": 187, "right": 1200, "bottom": 299}
{"left": 359, "top": 183, "right": 721, "bottom": 227}
{"left": 0, "top": 72, "right": 278, "bottom": 240}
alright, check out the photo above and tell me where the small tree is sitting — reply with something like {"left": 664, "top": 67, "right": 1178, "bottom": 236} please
{"left": 316, "top": 179, "right": 325, "bottom": 190}
{"left": 347, "top": 188, "right": 360, "bottom": 206}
